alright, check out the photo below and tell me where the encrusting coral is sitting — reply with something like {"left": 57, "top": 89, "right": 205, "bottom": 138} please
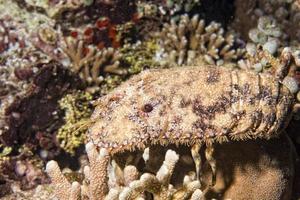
{"left": 155, "top": 14, "right": 245, "bottom": 67}
{"left": 46, "top": 142, "right": 203, "bottom": 200}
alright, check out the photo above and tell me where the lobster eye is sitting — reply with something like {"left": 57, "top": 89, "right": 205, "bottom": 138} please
{"left": 142, "top": 104, "right": 153, "bottom": 113}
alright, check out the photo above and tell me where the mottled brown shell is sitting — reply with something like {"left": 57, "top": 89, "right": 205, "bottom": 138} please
{"left": 89, "top": 66, "right": 294, "bottom": 153}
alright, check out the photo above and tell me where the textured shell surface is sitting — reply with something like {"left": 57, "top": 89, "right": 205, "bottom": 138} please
{"left": 89, "top": 66, "right": 294, "bottom": 153}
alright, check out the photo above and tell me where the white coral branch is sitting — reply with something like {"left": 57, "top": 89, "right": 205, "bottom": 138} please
{"left": 45, "top": 161, "right": 72, "bottom": 200}
{"left": 85, "top": 142, "right": 110, "bottom": 200}
{"left": 46, "top": 142, "right": 110, "bottom": 200}
{"left": 47, "top": 144, "right": 202, "bottom": 200}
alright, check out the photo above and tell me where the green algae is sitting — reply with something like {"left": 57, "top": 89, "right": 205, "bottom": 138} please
{"left": 0, "top": 144, "right": 12, "bottom": 158}
{"left": 121, "top": 40, "right": 160, "bottom": 75}
{"left": 57, "top": 91, "right": 94, "bottom": 155}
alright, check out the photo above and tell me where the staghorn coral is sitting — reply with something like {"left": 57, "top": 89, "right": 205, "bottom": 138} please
{"left": 155, "top": 14, "right": 245, "bottom": 67}
{"left": 57, "top": 91, "right": 94, "bottom": 155}
{"left": 46, "top": 142, "right": 203, "bottom": 200}
{"left": 46, "top": 142, "right": 110, "bottom": 200}
{"left": 62, "top": 36, "right": 125, "bottom": 91}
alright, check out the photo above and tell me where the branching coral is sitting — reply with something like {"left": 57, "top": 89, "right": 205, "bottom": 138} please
{"left": 155, "top": 14, "right": 245, "bottom": 67}
{"left": 118, "top": 150, "right": 201, "bottom": 200}
{"left": 46, "top": 142, "right": 111, "bottom": 200}
{"left": 56, "top": 91, "right": 94, "bottom": 155}
{"left": 62, "top": 37, "right": 125, "bottom": 90}
{"left": 46, "top": 142, "right": 202, "bottom": 200}
{"left": 0, "top": 0, "right": 299, "bottom": 199}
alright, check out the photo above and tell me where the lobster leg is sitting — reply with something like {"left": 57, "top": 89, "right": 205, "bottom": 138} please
{"left": 205, "top": 144, "right": 216, "bottom": 186}
{"left": 191, "top": 143, "right": 202, "bottom": 183}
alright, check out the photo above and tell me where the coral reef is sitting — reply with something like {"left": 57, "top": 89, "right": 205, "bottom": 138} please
{"left": 0, "top": 0, "right": 299, "bottom": 199}
{"left": 0, "top": 151, "right": 50, "bottom": 195}
{"left": 138, "top": 0, "right": 201, "bottom": 18}
{"left": 54, "top": 0, "right": 137, "bottom": 41}
{"left": 0, "top": 16, "right": 26, "bottom": 54}
{"left": 30, "top": 24, "right": 65, "bottom": 62}
{"left": 0, "top": 0, "right": 55, "bottom": 33}
{"left": 155, "top": 14, "right": 245, "bottom": 67}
